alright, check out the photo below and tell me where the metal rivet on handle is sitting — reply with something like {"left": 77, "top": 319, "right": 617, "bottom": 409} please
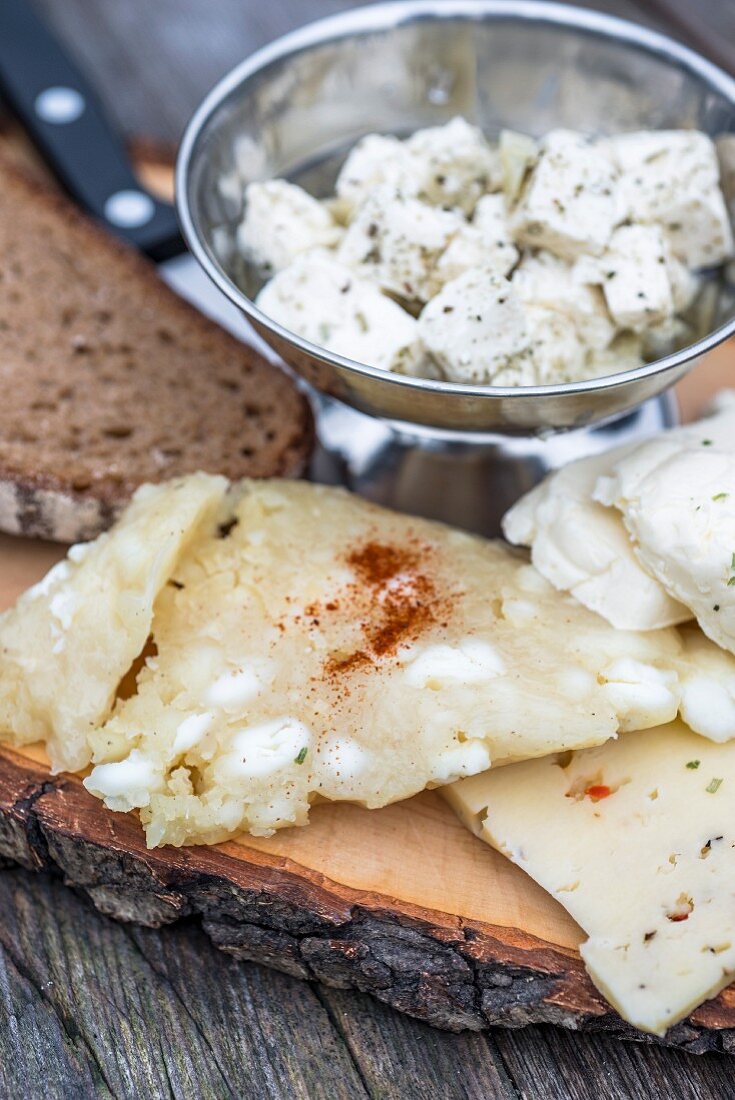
{"left": 35, "top": 86, "right": 86, "bottom": 124}
{"left": 104, "top": 189, "right": 156, "bottom": 228}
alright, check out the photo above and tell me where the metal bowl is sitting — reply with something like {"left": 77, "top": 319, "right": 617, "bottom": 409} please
{"left": 177, "top": 0, "right": 735, "bottom": 435}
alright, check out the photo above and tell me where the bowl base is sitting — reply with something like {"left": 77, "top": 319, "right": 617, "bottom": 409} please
{"left": 309, "top": 391, "right": 678, "bottom": 536}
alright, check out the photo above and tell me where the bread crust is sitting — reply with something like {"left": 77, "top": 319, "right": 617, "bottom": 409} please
{"left": 0, "top": 153, "right": 314, "bottom": 542}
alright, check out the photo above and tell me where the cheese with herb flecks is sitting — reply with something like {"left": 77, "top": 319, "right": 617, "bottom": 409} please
{"left": 256, "top": 250, "right": 425, "bottom": 375}
{"left": 445, "top": 721, "right": 735, "bottom": 1036}
{"left": 79, "top": 479, "right": 693, "bottom": 846}
{"left": 237, "top": 180, "right": 343, "bottom": 272}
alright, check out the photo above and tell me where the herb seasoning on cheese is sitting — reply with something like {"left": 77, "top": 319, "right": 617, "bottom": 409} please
{"left": 234, "top": 119, "right": 733, "bottom": 387}
{"left": 446, "top": 721, "right": 735, "bottom": 1036}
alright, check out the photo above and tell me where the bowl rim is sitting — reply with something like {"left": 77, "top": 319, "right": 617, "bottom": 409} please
{"left": 176, "top": 0, "right": 735, "bottom": 403}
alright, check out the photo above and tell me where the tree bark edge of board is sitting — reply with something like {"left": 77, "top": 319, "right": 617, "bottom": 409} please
{"left": 1, "top": 744, "right": 734, "bottom": 1056}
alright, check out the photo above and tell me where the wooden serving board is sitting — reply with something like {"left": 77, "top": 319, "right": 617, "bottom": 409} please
{"left": 2, "top": 122, "right": 735, "bottom": 1051}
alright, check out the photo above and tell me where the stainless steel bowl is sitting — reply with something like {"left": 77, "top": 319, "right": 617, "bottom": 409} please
{"left": 177, "top": 0, "right": 735, "bottom": 436}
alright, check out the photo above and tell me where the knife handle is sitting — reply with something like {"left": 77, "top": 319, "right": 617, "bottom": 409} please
{"left": 0, "top": 0, "right": 182, "bottom": 260}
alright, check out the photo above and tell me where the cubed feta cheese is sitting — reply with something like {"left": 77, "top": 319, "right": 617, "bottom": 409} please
{"left": 417, "top": 267, "right": 529, "bottom": 384}
{"left": 256, "top": 251, "right": 424, "bottom": 374}
{"left": 499, "top": 129, "right": 539, "bottom": 203}
{"left": 511, "top": 130, "right": 620, "bottom": 259}
{"left": 512, "top": 251, "right": 615, "bottom": 350}
{"left": 586, "top": 333, "right": 644, "bottom": 378}
{"left": 406, "top": 116, "right": 502, "bottom": 213}
{"left": 335, "top": 134, "right": 421, "bottom": 215}
{"left": 499, "top": 306, "right": 587, "bottom": 386}
{"left": 599, "top": 225, "right": 674, "bottom": 331}
{"left": 607, "top": 130, "right": 734, "bottom": 268}
{"left": 237, "top": 180, "right": 342, "bottom": 272}
{"left": 433, "top": 194, "right": 518, "bottom": 289}
{"left": 337, "top": 187, "right": 465, "bottom": 302}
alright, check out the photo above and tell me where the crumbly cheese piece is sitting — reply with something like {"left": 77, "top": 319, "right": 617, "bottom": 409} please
{"left": 335, "top": 134, "right": 422, "bottom": 215}
{"left": 0, "top": 474, "right": 228, "bottom": 771}
{"left": 511, "top": 130, "right": 620, "bottom": 259}
{"left": 337, "top": 187, "right": 464, "bottom": 302}
{"left": 499, "top": 129, "right": 539, "bottom": 204}
{"left": 606, "top": 130, "right": 734, "bottom": 268}
{"left": 65, "top": 481, "right": 690, "bottom": 846}
{"left": 586, "top": 332, "right": 645, "bottom": 378}
{"left": 445, "top": 722, "right": 735, "bottom": 1036}
{"left": 598, "top": 225, "right": 675, "bottom": 332}
{"left": 640, "top": 317, "right": 694, "bottom": 361}
{"left": 405, "top": 116, "right": 502, "bottom": 214}
{"left": 256, "top": 250, "right": 424, "bottom": 374}
{"left": 236, "top": 180, "right": 342, "bottom": 272}
{"left": 596, "top": 419, "right": 735, "bottom": 657}
{"left": 433, "top": 194, "right": 519, "bottom": 288}
{"left": 512, "top": 251, "right": 615, "bottom": 350}
{"left": 502, "top": 447, "right": 690, "bottom": 630}
{"left": 495, "top": 306, "right": 588, "bottom": 387}
{"left": 418, "top": 267, "right": 529, "bottom": 384}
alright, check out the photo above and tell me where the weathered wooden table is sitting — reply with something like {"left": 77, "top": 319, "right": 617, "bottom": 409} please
{"left": 4, "top": 2, "right": 735, "bottom": 1096}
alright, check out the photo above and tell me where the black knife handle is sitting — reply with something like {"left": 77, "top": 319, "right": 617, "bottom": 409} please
{"left": 0, "top": 0, "right": 183, "bottom": 260}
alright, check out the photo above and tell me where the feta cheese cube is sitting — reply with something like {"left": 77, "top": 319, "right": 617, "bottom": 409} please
{"left": 607, "top": 130, "right": 734, "bottom": 268}
{"left": 335, "top": 134, "right": 422, "bottom": 215}
{"left": 406, "top": 116, "right": 502, "bottom": 213}
{"left": 512, "top": 251, "right": 615, "bottom": 350}
{"left": 499, "top": 129, "right": 539, "bottom": 203}
{"left": 337, "top": 187, "right": 465, "bottom": 302}
{"left": 237, "top": 180, "right": 342, "bottom": 272}
{"left": 256, "top": 251, "right": 424, "bottom": 374}
{"left": 599, "top": 225, "right": 674, "bottom": 331}
{"left": 433, "top": 194, "right": 519, "bottom": 289}
{"left": 417, "top": 267, "right": 529, "bottom": 384}
{"left": 512, "top": 130, "right": 620, "bottom": 259}
{"left": 499, "top": 306, "right": 587, "bottom": 386}
{"left": 586, "top": 333, "right": 644, "bottom": 378}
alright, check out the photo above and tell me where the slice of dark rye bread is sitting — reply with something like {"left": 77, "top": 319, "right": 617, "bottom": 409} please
{"left": 0, "top": 153, "right": 314, "bottom": 543}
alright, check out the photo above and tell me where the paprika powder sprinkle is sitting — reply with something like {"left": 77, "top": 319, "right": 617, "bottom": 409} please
{"left": 325, "top": 538, "right": 448, "bottom": 676}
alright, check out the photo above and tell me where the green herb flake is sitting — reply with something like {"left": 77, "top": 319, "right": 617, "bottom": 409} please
{"left": 702, "top": 439, "right": 713, "bottom": 446}
{"left": 728, "top": 578, "right": 735, "bottom": 587}
{"left": 294, "top": 747, "right": 308, "bottom": 765}
{"left": 713, "top": 493, "right": 729, "bottom": 502}
{"left": 706, "top": 777, "right": 723, "bottom": 794}
{"left": 686, "top": 760, "right": 700, "bottom": 770}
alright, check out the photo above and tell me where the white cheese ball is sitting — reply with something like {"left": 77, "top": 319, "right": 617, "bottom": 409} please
{"left": 237, "top": 180, "right": 342, "bottom": 272}
{"left": 256, "top": 250, "right": 424, "bottom": 374}
{"left": 502, "top": 445, "right": 690, "bottom": 631}
{"left": 418, "top": 267, "right": 529, "bottom": 384}
{"left": 511, "top": 129, "right": 621, "bottom": 259}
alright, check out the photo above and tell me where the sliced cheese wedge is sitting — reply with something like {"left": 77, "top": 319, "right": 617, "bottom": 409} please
{"left": 0, "top": 474, "right": 228, "bottom": 770}
{"left": 72, "top": 480, "right": 688, "bottom": 846}
{"left": 445, "top": 721, "right": 735, "bottom": 1036}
